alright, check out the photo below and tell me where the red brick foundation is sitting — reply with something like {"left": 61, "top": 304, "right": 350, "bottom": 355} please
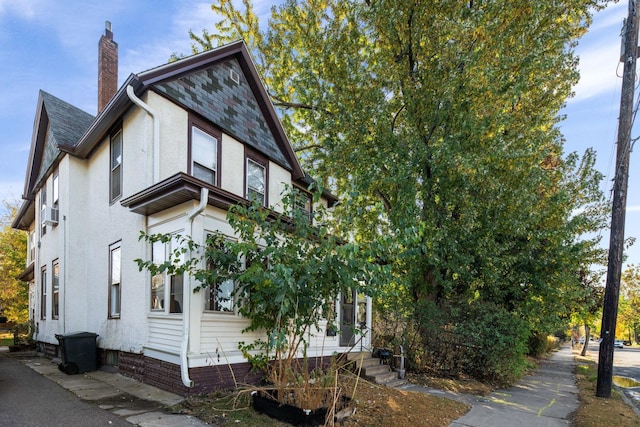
{"left": 41, "top": 340, "right": 335, "bottom": 397}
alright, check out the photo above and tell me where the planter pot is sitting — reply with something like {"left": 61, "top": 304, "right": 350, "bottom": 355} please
{"left": 252, "top": 390, "right": 354, "bottom": 426}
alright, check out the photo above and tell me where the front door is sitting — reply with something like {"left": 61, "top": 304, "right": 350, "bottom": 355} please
{"left": 340, "top": 289, "right": 356, "bottom": 347}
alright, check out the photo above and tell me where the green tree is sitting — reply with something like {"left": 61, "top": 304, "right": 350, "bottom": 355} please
{"left": 190, "top": 0, "right": 610, "bottom": 377}
{"left": 618, "top": 264, "right": 640, "bottom": 343}
{"left": 0, "top": 201, "right": 28, "bottom": 323}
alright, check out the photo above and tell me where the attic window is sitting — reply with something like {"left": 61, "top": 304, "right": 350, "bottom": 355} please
{"left": 230, "top": 69, "right": 240, "bottom": 84}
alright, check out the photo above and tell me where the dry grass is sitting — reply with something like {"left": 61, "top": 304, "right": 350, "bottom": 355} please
{"left": 573, "top": 353, "right": 640, "bottom": 427}
{"left": 173, "top": 373, "right": 470, "bottom": 427}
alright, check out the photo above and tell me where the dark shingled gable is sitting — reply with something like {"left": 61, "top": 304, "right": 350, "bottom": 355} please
{"left": 36, "top": 91, "right": 95, "bottom": 184}
{"left": 153, "top": 58, "right": 291, "bottom": 170}
{"left": 40, "top": 91, "right": 95, "bottom": 148}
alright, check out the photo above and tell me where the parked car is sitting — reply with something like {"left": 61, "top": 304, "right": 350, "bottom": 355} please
{"left": 614, "top": 340, "right": 624, "bottom": 349}
{"left": 578, "top": 337, "right": 585, "bottom": 344}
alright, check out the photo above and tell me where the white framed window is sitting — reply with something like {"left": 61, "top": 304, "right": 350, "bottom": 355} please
{"left": 246, "top": 158, "right": 266, "bottom": 206}
{"left": 52, "top": 260, "right": 59, "bottom": 319}
{"left": 150, "top": 236, "right": 184, "bottom": 314}
{"left": 28, "top": 231, "right": 35, "bottom": 264}
{"left": 109, "top": 242, "right": 121, "bottom": 318}
{"left": 52, "top": 171, "right": 59, "bottom": 208}
{"left": 40, "top": 266, "right": 47, "bottom": 319}
{"left": 40, "top": 186, "right": 47, "bottom": 236}
{"left": 204, "top": 234, "right": 237, "bottom": 313}
{"left": 110, "top": 129, "right": 123, "bottom": 202}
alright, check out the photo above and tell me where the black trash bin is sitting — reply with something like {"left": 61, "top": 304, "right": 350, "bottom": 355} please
{"left": 55, "top": 332, "right": 99, "bottom": 375}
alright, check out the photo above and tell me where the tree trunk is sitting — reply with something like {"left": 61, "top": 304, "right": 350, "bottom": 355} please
{"left": 580, "top": 324, "right": 590, "bottom": 357}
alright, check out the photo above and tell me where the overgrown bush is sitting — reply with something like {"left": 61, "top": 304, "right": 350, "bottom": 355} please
{"left": 390, "top": 300, "right": 529, "bottom": 385}
{"left": 527, "top": 332, "right": 559, "bottom": 357}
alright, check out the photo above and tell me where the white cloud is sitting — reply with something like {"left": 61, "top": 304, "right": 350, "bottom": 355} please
{"left": 568, "top": 3, "right": 626, "bottom": 104}
{"left": 0, "top": 0, "right": 43, "bottom": 19}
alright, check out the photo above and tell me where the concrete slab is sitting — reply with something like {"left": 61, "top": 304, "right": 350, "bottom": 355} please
{"left": 447, "top": 346, "right": 578, "bottom": 427}
{"left": 125, "top": 411, "right": 209, "bottom": 426}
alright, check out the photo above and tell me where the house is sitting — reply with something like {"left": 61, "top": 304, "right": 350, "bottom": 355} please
{"left": 12, "top": 23, "right": 372, "bottom": 395}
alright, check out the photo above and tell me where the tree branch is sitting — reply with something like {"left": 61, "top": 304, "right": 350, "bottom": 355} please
{"left": 269, "top": 93, "right": 331, "bottom": 114}
{"left": 375, "top": 189, "right": 392, "bottom": 212}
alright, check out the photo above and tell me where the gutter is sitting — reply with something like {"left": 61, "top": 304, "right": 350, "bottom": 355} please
{"left": 126, "top": 85, "right": 160, "bottom": 182}
{"left": 180, "top": 187, "right": 209, "bottom": 388}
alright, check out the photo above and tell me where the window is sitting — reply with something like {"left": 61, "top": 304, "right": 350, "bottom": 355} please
{"left": 40, "top": 266, "right": 47, "bottom": 319}
{"left": 28, "top": 231, "right": 35, "bottom": 264}
{"left": 52, "top": 260, "right": 59, "bottom": 319}
{"left": 170, "top": 274, "right": 183, "bottom": 314}
{"left": 52, "top": 171, "right": 59, "bottom": 208}
{"left": 110, "top": 129, "right": 123, "bottom": 202}
{"left": 150, "top": 236, "right": 183, "bottom": 314}
{"left": 150, "top": 241, "right": 165, "bottom": 311}
{"left": 246, "top": 158, "right": 266, "bottom": 206}
{"left": 204, "top": 235, "right": 236, "bottom": 313}
{"left": 109, "top": 242, "right": 121, "bottom": 318}
{"left": 191, "top": 126, "right": 219, "bottom": 185}
{"left": 294, "top": 188, "right": 312, "bottom": 221}
{"left": 40, "top": 186, "right": 47, "bottom": 236}
{"left": 204, "top": 276, "right": 235, "bottom": 313}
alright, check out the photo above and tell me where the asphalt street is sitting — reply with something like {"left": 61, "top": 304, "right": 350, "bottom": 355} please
{"left": 0, "top": 354, "right": 131, "bottom": 426}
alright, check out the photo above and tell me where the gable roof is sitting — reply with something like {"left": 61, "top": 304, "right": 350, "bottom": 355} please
{"left": 22, "top": 91, "right": 95, "bottom": 199}
{"left": 14, "top": 40, "right": 310, "bottom": 229}
{"left": 71, "top": 40, "right": 304, "bottom": 180}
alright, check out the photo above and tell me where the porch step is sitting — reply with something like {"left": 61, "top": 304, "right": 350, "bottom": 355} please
{"left": 346, "top": 351, "right": 406, "bottom": 388}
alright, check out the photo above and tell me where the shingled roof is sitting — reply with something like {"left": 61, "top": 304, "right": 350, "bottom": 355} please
{"left": 35, "top": 91, "right": 94, "bottom": 184}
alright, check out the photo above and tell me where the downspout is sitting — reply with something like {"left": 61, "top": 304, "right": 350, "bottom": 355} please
{"left": 181, "top": 188, "right": 209, "bottom": 388}
{"left": 126, "top": 85, "right": 159, "bottom": 182}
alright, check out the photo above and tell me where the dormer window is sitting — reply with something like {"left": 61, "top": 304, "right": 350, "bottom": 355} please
{"left": 190, "top": 115, "right": 221, "bottom": 187}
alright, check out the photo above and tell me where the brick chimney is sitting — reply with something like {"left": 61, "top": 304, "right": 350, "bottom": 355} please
{"left": 98, "top": 21, "right": 118, "bottom": 114}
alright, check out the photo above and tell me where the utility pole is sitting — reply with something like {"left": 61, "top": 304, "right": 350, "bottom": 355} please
{"left": 596, "top": 0, "right": 638, "bottom": 398}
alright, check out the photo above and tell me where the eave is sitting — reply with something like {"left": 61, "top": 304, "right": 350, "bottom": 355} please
{"left": 17, "top": 262, "right": 34, "bottom": 282}
{"left": 12, "top": 199, "right": 35, "bottom": 230}
{"left": 120, "top": 172, "right": 249, "bottom": 216}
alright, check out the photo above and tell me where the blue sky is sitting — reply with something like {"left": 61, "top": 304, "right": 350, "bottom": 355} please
{"left": 1, "top": 1, "right": 638, "bottom": 268}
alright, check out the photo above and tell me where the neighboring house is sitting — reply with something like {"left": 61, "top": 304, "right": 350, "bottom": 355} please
{"left": 12, "top": 24, "right": 372, "bottom": 395}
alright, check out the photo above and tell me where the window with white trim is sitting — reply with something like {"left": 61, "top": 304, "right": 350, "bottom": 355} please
{"left": 52, "top": 260, "right": 59, "bottom": 319}
{"left": 150, "top": 236, "right": 184, "bottom": 314}
{"left": 204, "top": 234, "right": 236, "bottom": 313}
{"left": 28, "top": 231, "right": 35, "bottom": 264}
{"left": 109, "top": 242, "right": 121, "bottom": 318}
{"left": 110, "top": 129, "right": 123, "bottom": 202}
{"left": 40, "top": 266, "right": 47, "bottom": 319}
{"left": 246, "top": 158, "right": 266, "bottom": 206}
{"left": 52, "top": 171, "right": 59, "bottom": 209}
{"left": 40, "top": 186, "right": 47, "bottom": 236}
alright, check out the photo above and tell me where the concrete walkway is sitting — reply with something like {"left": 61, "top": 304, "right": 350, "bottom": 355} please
{"left": 6, "top": 346, "right": 580, "bottom": 426}
{"left": 449, "top": 345, "right": 578, "bottom": 426}
{"left": 2, "top": 350, "right": 207, "bottom": 426}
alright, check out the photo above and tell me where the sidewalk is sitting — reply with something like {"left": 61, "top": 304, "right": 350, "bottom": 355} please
{"left": 401, "top": 345, "right": 578, "bottom": 427}
{"left": 6, "top": 346, "right": 579, "bottom": 426}
{"left": 2, "top": 349, "right": 207, "bottom": 426}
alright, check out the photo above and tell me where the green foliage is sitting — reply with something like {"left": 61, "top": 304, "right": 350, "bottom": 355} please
{"left": 405, "top": 299, "right": 529, "bottom": 385}
{"left": 0, "top": 201, "right": 29, "bottom": 323}
{"left": 192, "top": 0, "right": 611, "bottom": 381}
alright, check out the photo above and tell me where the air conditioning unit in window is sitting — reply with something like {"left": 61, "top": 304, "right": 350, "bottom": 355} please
{"left": 43, "top": 207, "right": 59, "bottom": 226}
